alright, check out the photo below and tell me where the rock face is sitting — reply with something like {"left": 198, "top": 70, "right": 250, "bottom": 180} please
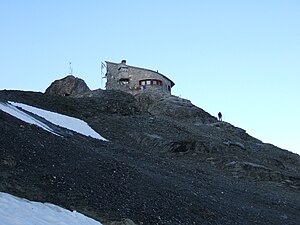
{"left": 45, "top": 75, "right": 90, "bottom": 96}
{"left": 1, "top": 85, "right": 300, "bottom": 225}
{"left": 135, "top": 92, "right": 216, "bottom": 124}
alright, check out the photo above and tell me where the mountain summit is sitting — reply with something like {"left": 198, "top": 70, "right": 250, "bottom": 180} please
{"left": 0, "top": 76, "right": 299, "bottom": 225}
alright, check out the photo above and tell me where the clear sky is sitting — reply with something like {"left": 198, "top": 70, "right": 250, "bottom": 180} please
{"left": 0, "top": 1, "right": 299, "bottom": 155}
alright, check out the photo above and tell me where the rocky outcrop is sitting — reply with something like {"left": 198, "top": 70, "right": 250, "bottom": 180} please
{"left": 135, "top": 92, "right": 216, "bottom": 124}
{"left": 45, "top": 75, "right": 90, "bottom": 97}
{"left": 224, "top": 161, "right": 285, "bottom": 181}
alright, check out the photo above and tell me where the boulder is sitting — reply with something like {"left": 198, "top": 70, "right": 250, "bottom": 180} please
{"left": 45, "top": 75, "right": 90, "bottom": 96}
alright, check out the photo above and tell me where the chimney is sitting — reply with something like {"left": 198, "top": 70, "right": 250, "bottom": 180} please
{"left": 121, "top": 60, "right": 127, "bottom": 64}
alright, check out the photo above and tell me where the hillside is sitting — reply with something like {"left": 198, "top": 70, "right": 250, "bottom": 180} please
{"left": 0, "top": 84, "right": 300, "bottom": 224}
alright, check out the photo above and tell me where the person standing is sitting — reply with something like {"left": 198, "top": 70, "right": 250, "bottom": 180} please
{"left": 218, "top": 112, "right": 222, "bottom": 121}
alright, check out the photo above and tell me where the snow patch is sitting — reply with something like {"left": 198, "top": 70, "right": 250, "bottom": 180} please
{"left": 0, "top": 192, "right": 102, "bottom": 225}
{"left": 0, "top": 101, "right": 107, "bottom": 141}
{"left": 0, "top": 102, "right": 59, "bottom": 136}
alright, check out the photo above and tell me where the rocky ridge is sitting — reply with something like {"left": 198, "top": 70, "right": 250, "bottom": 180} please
{"left": 0, "top": 76, "right": 300, "bottom": 225}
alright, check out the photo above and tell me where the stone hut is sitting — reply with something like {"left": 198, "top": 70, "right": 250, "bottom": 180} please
{"left": 105, "top": 60, "right": 175, "bottom": 95}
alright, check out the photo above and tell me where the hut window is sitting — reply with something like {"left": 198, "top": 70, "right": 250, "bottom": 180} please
{"left": 119, "top": 67, "right": 128, "bottom": 72}
{"left": 139, "top": 79, "right": 163, "bottom": 86}
{"left": 119, "top": 78, "right": 129, "bottom": 85}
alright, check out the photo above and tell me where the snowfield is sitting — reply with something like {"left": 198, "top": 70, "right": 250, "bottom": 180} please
{"left": 0, "top": 101, "right": 107, "bottom": 141}
{"left": 0, "top": 102, "right": 59, "bottom": 136}
{"left": 0, "top": 192, "right": 103, "bottom": 225}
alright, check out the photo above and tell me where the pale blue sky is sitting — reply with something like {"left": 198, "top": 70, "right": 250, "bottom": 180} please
{"left": 0, "top": 1, "right": 299, "bottom": 155}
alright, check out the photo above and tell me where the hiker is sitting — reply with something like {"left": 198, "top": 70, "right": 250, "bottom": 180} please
{"left": 218, "top": 112, "right": 222, "bottom": 121}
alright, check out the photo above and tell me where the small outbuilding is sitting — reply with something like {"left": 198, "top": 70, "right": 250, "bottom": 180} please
{"left": 105, "top": 60, "right": 175, "bottom": 95}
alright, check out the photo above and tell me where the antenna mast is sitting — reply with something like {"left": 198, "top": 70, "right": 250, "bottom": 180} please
{"left": 69, "top": 62, "right": 73, "bottom": 75}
